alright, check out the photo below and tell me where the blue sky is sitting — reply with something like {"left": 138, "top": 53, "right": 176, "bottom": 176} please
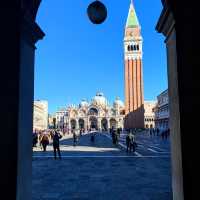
{"left": 35, "top": 0, "right": 167, "bottom": 114}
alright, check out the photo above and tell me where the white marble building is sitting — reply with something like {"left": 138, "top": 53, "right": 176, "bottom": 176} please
{"left": 55, "top": 93, "right": 125, "bottom": 132}
{"left": 33, "top": 100, "right": 48, "bottom": 131}
{"left": 144, "top": 101, "right": 156, "bottom": 128}
{"left": 154, "top": 89, "right": 169, "bottom": 130}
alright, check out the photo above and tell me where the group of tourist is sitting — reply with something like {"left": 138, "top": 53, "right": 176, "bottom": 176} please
{"left": 110, "top": 127, "right": 137, "bottom": 153}
{"left": 32, "top": 130, "right": 62, "bottom": 159}
{"left": 125, "top": 130, "right": 137, "bottom": 153}
{"left": 161, "top": 128, "right": 170, "bottom": 139}
{"left": 148, "top": 128, "right": 160, "bottom": 136}
{"left": 148, "top": 127, "right": 170, "bottom": 139}
{"left": 110, "top": 128, "right": 122, "bottom": 145}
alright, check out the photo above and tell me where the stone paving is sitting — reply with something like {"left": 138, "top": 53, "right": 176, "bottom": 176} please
{"left": 32, "top": 132, "right": 173, "bottom": 200}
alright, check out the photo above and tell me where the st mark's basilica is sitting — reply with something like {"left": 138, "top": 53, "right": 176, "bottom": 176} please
{"left": 55, "top": 93, "right": 125, "bottom": 131}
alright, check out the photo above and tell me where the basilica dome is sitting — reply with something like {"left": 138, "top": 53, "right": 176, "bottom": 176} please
{"left": 92, "top": 92, "right": 108, "bottom": 107}
{"left": 79, "top": 99, "right": 89, "bottom": 107}
{"left": 113, "top": 97, "right": 124, "bottom": 108}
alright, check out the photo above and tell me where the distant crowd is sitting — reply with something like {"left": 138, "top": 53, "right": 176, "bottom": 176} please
{"left": 32, "top": 126, "right": 170, "bottom": 158}
{"left": 148, "top": 127, "right": 170, "bottom": 139}
{"left": 32, "top": 129, "right": 62, "bottom": 159}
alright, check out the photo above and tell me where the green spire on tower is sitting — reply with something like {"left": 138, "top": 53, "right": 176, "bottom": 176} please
{"left": 126, "top": 0, "right": 139, "bottom": 27}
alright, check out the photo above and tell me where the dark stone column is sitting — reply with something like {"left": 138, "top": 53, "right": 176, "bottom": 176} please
{"left": 157, "top": 8, "right": 184, "bottom": 199}
{"left": 157, "top": 1, "right": 200, "bottom": 199}
{"left": 0, "top": 1, "right": 44, "bottom": 199}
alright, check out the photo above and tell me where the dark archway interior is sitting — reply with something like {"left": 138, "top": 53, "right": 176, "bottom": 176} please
{"left": 101, "top": 118, "right": 108, "bottom": 131}
{"left": 88, "top": 108, "right": 98, "bottom": 116}
{"left": 89, "top": 116, "right": 98, "bottom": 129}
{"left": 70, "top": 120, "right": 76, "bottom": 130}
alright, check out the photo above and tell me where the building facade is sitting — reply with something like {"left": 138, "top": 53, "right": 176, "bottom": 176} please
{"left": 154, "top": 89, "right": 169, "bottom": 130}
{"left": 144, "top": 101, "right": 156, "bottom": 129}
{"left": 55, "top": 108, "right": 68, "bottom": 130}
{"left": 33, "top": 100, "right": 48, "bottom": 131}
{"left": 48, "top": 113, "right": 56, "bottom": 129}
{"left": 124, "top": 0, "right": 145, "bottom": 129}
{"left": 54, "top": 93, "right": 125, "bottom": 132}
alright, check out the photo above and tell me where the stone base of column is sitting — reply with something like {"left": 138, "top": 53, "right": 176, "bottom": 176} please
{"left": 124, "top": 105, "right": 145, "bottom": 129}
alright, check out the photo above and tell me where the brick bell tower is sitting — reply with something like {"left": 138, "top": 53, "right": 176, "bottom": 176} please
{"left": 124, "top": 0, "right": 144, "bottom": 129}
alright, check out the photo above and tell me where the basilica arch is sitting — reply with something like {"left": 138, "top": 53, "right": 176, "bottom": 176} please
{"left": 70, "top": 119, "right": 76, "bottom": 130}
{"left": 101, "top": 118, "right": 108, "bottom": 131}
{"left": 88, "top": 107, "right": 99, "bottom": 116}
{"left": 89, "top": 116, "right": 98, "bottom": 130}
{"left": 110, "top": 118, "right": 117, "bottom": 129}
{"left": 78, "top": 118, "right": 85, "bottom": 129}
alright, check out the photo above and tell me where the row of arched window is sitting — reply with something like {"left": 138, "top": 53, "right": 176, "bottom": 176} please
{"left": 145, "top": 118, "right": 154, "bottom": 122}
{"left": 127, "top": 44, "right": 139, "bottom": 51}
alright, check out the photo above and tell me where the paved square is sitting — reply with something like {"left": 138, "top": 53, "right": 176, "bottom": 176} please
{"left": 32, "top": 132, "right": 172, "bottom": 200}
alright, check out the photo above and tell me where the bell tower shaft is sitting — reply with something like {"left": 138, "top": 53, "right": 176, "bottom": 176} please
{"left": 124, "top": 1, "right": 144, "bottom": 128}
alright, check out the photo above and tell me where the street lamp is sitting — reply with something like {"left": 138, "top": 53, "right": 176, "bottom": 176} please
{"left": 87, "top": 0, "right": 107, "bottom": 24}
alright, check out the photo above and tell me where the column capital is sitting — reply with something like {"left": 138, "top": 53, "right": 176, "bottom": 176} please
{"left": 21, "top": 0, "right": 45, "bottom": 46}
{"left": 156, "top": 2, "right": 175, "bottom": 40}
{"left": 21, "top": 0, "right": 42, "bottom": 21}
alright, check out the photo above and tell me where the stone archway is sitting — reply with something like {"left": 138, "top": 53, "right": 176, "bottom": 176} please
{"left": 88, "top": 107, "right": 98, "bottom": 116}
{"left": 101, "top": 118, "right": 108, "bottom": 131}
{"left": 5, "top": 1, "right": 195, "bottom": 200}
{"left": 110, "top": 118, "right": 117, "bottom": 129}
{"left": 89, "top": 116, "right": 98, "bottom": 130}
{"left": 78, "top": 118, "right": 85, "bottom": 129}
{"left": 70, "top": 119, "right": 76, "bottom": 130}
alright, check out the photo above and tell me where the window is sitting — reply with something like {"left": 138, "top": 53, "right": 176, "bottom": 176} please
{"left": 131, "top": 45, "right": 134, "bottom": 51}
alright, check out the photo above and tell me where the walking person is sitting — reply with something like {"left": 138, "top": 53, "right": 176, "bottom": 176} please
{"left": 153, "top": 128, "right": 156, "bottom": 136}
{"left": 161, "top": 130, "right": 165, "bottom": 140}
{"left": 80, "top": 129, "right": 83, "bottom": 137}
{"left": 115, "top": 130, "right": 119, "bottom": 145}
{"left": 126, "top": 133, "right": 130, "bottom": 153}
{"left": 117, "top": 128, "right": 121, "bottom": 138}
{"left": 156, "top": 128, "right": 159, "bottom": 136}
{"left": 32, "top": 131, "right": 38, "bottom": 148}
{"left": 90, "top": 132, "right": 95, "bottom": 143}
{"left": 38, "top": 132, "right": 43, "bottom": 149}
{"left": 41, "top": 133, "right": 49, "bottom": 152}
{"left": 112, "top": 129, "right": 117, "bottom": 144}
{"left": 73, "top": 130, "right": 78, "bottom": 146}
{"left": 52, "top": 130, "right": 62, "bottom": 159}
{"left": 129, "top": 133, "right": 136, "bottom": 152}
{"left": 149, "top": 128, "right": 152, "bottom": 137}
{"left": 167, "top": 128, "right": 170, "bottom": 138}
{"left": 165, "top": 128, "right": 169, "bottom": 139}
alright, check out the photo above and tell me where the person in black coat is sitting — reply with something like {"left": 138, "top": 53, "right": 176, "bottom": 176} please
{"left": 53, "top": 131, "right": 62, "bottom": 159}
{"left": 41, "top": 133, "right": 49, "bottom": 152}
{"left": 126, "top": 134, "right": 130, "bottom": 152}
{"left": 32, "top": 132, "right": 38, "bottom": 147}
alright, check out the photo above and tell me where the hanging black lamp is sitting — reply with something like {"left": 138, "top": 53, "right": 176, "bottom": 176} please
{"left": 87, "top": 0, "right": 107, "bottom": 24}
